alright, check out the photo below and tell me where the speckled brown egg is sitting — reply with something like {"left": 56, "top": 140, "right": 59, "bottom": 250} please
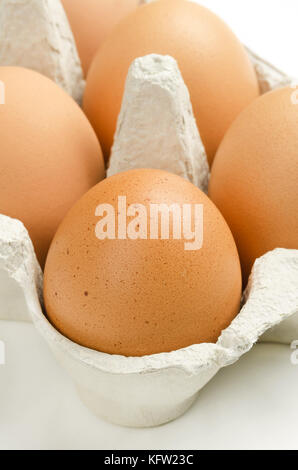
{"left": 0, "top": 66, "right": 105, "bottom": 268}
{"left": 62, "top": 0, "right": 139, "bottom": 76}
{"left": 209, "top": 87, "right": 298, "bottom": 284}
{"left": 44, "top": 169, "right": 242, "bottom": 357}
{"left": 83, "top": 0, "right": 259, "bottom": 164}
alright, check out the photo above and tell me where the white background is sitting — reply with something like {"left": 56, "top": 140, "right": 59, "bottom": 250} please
{"left": 0, "top": 0, "right": 298, "bottom": 451}
{"left": 197, "top": 0, "right": 298, "bottom": 77}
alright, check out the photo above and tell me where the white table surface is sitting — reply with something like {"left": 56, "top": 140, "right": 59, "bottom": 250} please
{"left": 0, "top": 0, "right": 298, "bottom": 451}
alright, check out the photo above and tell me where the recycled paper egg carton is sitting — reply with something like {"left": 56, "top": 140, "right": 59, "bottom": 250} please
{"left": 0, "top": 0, "right": 298, "bottom": 427}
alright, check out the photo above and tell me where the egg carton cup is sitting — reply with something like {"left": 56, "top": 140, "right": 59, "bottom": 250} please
{"left": 0, "top": 214, "right": 297, "bottom": 427}
{"left": 0, "top": 0, "right": 85, "bottom": 104}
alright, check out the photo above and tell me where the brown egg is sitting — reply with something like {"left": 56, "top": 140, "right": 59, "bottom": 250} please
{"left": 209, "top": 87, "right": 298, "bottom": 283}
{"left": 0, "top": 67, "right": 105, "bottom": 268}
{"left": 44, "top": 169, "right": 242, "bottom": 357}
{"left": 62, "top": 0, "right": 139, "bottom": 76}
{"left": 83, "top": 0, "right": 259, "bottom": 164}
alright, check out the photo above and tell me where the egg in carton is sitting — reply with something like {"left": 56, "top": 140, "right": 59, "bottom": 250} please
{"left": 107, "top": 52, "right": 298, "bottom": 346}
{"left": 0, "top": 214, "right": 297, "bottom": 427}
{"left": 0, "top": 0, "right": 297, "bottom": 426}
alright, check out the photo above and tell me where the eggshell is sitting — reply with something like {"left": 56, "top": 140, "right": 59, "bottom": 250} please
{"left": 83, "top": 0, "right": 259, "bottom": 163}
{"left": 44, "top": 169, "right": 242, "bottom": 357}
{"left": 209, "top": 87, "right": 298, "bottom": 283}
{"left": 0, "top": 67, "right": 105, "bottom": 268}
{"left": 61, "top": 0, "right": 139, "bottom": 76}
